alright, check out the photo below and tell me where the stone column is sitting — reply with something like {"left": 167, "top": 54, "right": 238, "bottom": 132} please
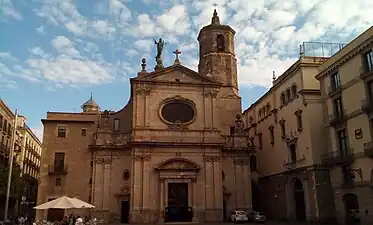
{"left": 242, "top": 160, "right": 251, "bottom": 211}
{"left": 142, "top": 156, "right": 152, "bottom": 221}
{"left": 204, "top": 155, "right": 214, "bottom": 221}
{"left": 131, "top": 155, "right": 143, "bottom": 222}
{"left": 192, "top": 179, "right": 198, "bottom": 222}
{"left": 203, "top": 92, "right": 212, "bottom": 129}
{"left": 158, "top": 179, "right": 165, "bottom": 223}
{"left": 211, "top": 91, "right": 217, "bottom": 129}
{"left": 144, "top": 88, "right": 151, "bottom": 127}
{"left": 213, "top": 156, "right": 223, "bottom": 221}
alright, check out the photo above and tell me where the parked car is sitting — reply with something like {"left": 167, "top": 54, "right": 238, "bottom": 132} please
{"left": 230, "top": 210, "right": 248, "bottom": 223}
{"left": 248, "top": 211, "right": 266, "bottom": 223}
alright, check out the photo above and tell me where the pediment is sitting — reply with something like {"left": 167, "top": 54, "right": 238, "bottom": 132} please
{"left": 134, "top": 64, "right": 221, "bottom": 85}
{"left": 155, "top": 158, "right": 200, "bottom": 171}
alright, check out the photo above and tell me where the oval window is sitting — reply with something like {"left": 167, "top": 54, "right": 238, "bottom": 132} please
{"left": 161, "top": 100, "right": 195, "bottom": 124}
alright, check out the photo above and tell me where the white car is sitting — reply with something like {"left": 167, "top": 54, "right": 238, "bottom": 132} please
{"left": 230, "top": 210, "right": 248, "bottom": 222}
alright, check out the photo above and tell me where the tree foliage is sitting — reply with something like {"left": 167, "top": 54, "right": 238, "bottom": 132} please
{"left": 0, "top": 166, "right": 25, "bottom": 198}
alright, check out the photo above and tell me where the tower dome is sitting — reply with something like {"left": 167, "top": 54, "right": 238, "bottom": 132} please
{"left": 81, "top": 93, "right": 100, "bottom": 113}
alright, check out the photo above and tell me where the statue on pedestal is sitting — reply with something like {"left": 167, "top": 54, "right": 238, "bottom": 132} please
{"left": 154, "top": 38, "right": 165, "bottom": 70}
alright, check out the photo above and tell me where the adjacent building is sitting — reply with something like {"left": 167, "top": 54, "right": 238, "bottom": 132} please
{"left": 242, "top": 51, "right": 334, "bottom": 222}
{"left": 242, "top": 26, "right": 373, "bottom": 224}
{"left": 0, "top": 99, "right": 42, "bottom": 219}
{"left": 316, "top": 26, "right": 373, "bottom": 225}
{"left": 36, "top": 10, "right": 256, "bottom": 224}
{"left": 16, "top": 116, "right": 42, "bottom": 217}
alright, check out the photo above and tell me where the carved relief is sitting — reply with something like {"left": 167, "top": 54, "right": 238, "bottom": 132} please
{"left": 233, "top": 114, "right": 245, "bottom": 135}
{"left": 133, "top": 155, "right": 151, "bottom": 161}
{"left": 168, "top": 121, "right": 189, "bottom": 130}
{"left": 204, "top": 91, "right": 218, "bottom": 98}
{"left": 94, "top": 157, "right": 112, "bottom": 164}
{"left": 120, "top": 185, "right": 130, "bottom": 194}
{"left": 233, "top": 158, "right": 249, "bottom": 165}
{"left": 135, "top": 85, "right": 151, "bottom": 95}
{"left": 155, "top": 158, "right": 200, "bottom": 171}
{"left": 204, "top": 155, "right": 220, "bottom": 162}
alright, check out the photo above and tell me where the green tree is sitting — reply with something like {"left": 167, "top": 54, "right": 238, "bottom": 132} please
{"left": 0, "top": 166, "right": 25, "bottom": 199}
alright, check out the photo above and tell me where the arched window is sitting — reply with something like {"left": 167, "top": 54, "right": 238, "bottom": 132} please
{"left": 216, "top": 34, "right": 225, "bottom": 52}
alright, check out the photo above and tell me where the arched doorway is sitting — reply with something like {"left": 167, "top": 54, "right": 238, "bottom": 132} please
{"left": 343, "top": 193, "right": 360, "bottom": 225}
{"left": 251, "top": 180, "right": 260, "bottom": 211}
{"left": 293, "top": 178, "right": 306, "bottom": 221}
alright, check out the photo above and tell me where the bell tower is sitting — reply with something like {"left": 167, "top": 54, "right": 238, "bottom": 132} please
{"left": 197, "top": 9, "right": 238, "bottom": 91}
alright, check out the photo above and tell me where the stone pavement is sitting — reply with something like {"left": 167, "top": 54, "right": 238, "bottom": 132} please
{"left": 109, "top": 222, "right": 332, "bottom": 225}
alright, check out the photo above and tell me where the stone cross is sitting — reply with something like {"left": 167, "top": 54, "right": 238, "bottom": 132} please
{"left": 173, "top": 49, "right": 181, "bottom": 65}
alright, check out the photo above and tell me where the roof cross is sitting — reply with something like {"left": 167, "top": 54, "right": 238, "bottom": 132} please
{"left": 173, "top": 49, "right": 181, "bottom": 65}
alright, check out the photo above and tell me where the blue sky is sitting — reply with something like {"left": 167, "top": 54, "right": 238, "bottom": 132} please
{"left": 0, "top": 0, "right": 372, "bottom": 140}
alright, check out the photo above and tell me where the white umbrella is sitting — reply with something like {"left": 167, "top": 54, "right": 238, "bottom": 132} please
{"left": 33, "top": 196, "right": 95, "bottom": 209}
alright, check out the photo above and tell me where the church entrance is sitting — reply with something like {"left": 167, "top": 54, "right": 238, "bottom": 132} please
{"left": 165, "top": 183, "right": 191, "bottom": 222}
{"left": 293, "top": 179, "right": 306, "bottom": 221}
{"left": 120, "top": 200, "right": 130, "bottom": 223}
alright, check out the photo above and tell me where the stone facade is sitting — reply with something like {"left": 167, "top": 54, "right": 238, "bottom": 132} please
{"left": 316, "top": 27, "right": 373, "bottom": 225}
{"left": 242, "top": 26, "right": 373, "bottom": 224}
{"left": 36, "top": 11, "right": 255, "bottom": 223}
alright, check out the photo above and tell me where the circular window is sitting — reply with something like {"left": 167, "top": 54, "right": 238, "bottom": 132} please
{"left": 161, "top": 100, "right": 195, "bottom": 124}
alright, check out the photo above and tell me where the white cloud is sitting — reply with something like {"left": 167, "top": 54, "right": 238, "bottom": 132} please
{"left": 51, "top": 36, "right": 81, "bottom": 58}
{"left": 1, "top": 0, "right": 22, "bottom": 21}
{"left": 36, "top": 25, "right": 46, "bottom": 34}
{"left": 30, "top": 126, "right": 44, "bottom": 143}
{"left": 2, "top": 0, "right": 373, "bottom": 90}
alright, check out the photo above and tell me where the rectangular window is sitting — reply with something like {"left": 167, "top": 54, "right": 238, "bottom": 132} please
{"left": 0, "top": 115, "right": 3, "bottom": 129}
{"left": 270, "top": 128, "right": 275, "bottom": 144}
{"left": 364, "top": 50, "right": 373, "bottom": 72}
{"left": 333, "top": 97, "right": 344, "bottom": 119}
{"left": 368, "top": 81, "right": 373, "bottom": 101}
{"left": 89, "top": 178, "right": 92, "bottom": 184}
{"left": 286, "top": 89, "right": 291, "bottom": 102}
{"left": 297, "top": 114, "right": 303, "bottom": 131}
{"left": 114, "top": 119, "right": 120, "bottom": 132}
{"left": 54, "top": 152, "right": 65, "bottom": 172}
{"left": 57, "top": 126, "right": 66, "bottom": 138}
{"left": 330, "top": 72, "right": 341, "bottom": 91}
{"left": 55, "top": 178, "right": 62, "bottom": 186}
{"left": 81, "top": 128, "right": 87, "bottom": 136}
{"left": 280, "top": 123, "right": 286, "bottom": 138}
{"left": 338, "top": 129, "right": 348, "bottom": 154}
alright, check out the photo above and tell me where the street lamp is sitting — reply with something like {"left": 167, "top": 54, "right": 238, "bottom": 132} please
{"left": 4, "top": 109, "right": 18, "bottom": 220}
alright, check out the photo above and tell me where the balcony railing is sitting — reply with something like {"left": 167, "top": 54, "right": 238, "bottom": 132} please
{"left": 283, "top": 155, "right": 306, "bottom": 170}
{"left": 321, "top": 149, "right": 354, "bottom": 166}
{"left": 361, "top": 99, "right": 373, "bottom": 114}
{"left": 328, "top": 113, "right": 345, "bottom": 126}
{"left": 48, "top": 165, "right": 68, "bottom": 175}
{"left": 327, "top": 85, "right": 342, "bottom": 96}
{"left": 363, "top": 142, "right": 373, "bottom": 157}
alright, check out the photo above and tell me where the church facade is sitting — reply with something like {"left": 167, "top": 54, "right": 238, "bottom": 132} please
{"left": 36, "top": 10, "right": 255, "bottom": 223}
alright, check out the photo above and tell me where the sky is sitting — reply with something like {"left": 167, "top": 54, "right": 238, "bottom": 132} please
{"left": 0, "top": 0, "right": 372, "bottom": 141}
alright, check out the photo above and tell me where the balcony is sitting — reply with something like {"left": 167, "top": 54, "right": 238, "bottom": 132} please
{"left": 328, "top": 85, "right": 342, "bottom": 97}
{"left": 283, "top": 155, "right": 306, "bottom": 170}
{"left": 361, "top": 99, "right": 373, "bottom": 114}
{"left": 321, "top": 149, "right": 354, "bottom": 166}
{"left": 363, "top": 142, "right": 373, "bottom": 157}
{"left": 328, "top": 113, "right": 346, "bottom": 127}
{"left": 48, "top": 165, "right": 68, "bottom": 175}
